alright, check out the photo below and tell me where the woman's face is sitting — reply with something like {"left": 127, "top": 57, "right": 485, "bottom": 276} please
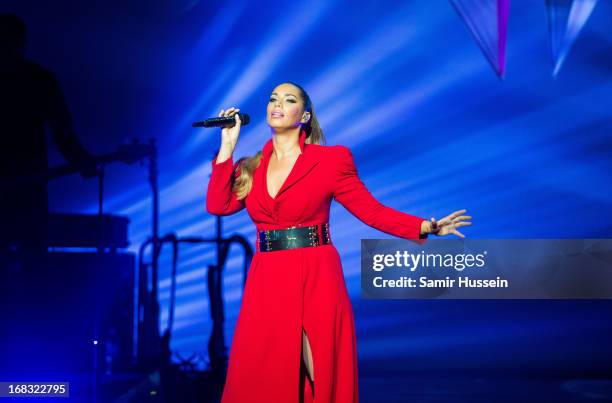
{"left": 266, "top": 83, "right": 309, "bottom": 131}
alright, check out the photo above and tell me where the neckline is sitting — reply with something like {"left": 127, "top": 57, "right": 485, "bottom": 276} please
{"left": 263, "top": 128, "right": 307, "bottom": 201}
{"left": 264, "top": 152, "right": 302, "bottom": 200}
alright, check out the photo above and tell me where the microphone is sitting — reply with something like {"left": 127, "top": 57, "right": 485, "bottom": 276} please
{"left": 192, "top": 113, "right": 250, "bottom": 128}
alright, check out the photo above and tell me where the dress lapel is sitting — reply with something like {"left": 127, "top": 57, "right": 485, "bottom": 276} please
{"left": 262, "top": 128, "right": 320, "bottom": 201}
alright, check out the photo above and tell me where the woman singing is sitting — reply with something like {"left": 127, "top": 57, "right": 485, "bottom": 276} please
{"left": 206, "top": 82, "right": 472, "bottom": 403}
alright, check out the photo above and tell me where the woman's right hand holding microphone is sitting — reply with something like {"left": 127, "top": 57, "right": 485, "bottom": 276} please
{"left": 216, "top": 106, "right": 242, "bottom": 163}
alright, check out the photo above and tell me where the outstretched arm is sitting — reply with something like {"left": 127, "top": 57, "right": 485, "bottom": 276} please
{"left": 332, "top": 145, "right": 429, "bottom": 244}
{"left": 206, "top": 154, "right": 246, "bottom": 216}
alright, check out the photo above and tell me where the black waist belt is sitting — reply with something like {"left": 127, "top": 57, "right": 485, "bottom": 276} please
{"left": 258, "top": 223, "right": 331, "bottom": 252}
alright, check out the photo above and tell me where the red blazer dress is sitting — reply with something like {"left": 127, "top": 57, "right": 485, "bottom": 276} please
{"left": 206, "top": 128, "right": 428, "bottom": 403}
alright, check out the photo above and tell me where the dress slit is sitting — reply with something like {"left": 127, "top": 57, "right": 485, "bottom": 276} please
{"left": 303, "top": 327, "right": 315, "bottom": 389}
{"left": 300, "top": 326, "right": 315, "bottom": 403}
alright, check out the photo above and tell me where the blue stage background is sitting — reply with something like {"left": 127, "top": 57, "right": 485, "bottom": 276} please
{"left": 4, "top": 0, "right": 612, "bottom": 400}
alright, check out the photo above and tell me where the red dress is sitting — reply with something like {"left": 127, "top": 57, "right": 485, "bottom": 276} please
{"left": 206, "top": 128, "right": 428, "bottom": 403}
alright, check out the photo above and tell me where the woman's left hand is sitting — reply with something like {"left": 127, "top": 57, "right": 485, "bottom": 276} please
{"left": 429, "top": 209, "right": 472, "bottom": 238}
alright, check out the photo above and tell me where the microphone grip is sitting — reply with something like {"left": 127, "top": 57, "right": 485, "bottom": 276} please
{"left": 192, "top": 113, "right": 250, "bottom": 128}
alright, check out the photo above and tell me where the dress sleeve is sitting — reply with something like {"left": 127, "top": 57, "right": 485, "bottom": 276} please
{"left": 206, "top": 154, "right": 246, "bottom": 216}
{"left": 332, "top": 146, "right": 428, "bottom": 244}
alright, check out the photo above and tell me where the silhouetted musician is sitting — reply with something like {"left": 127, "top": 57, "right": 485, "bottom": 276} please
{"left": 0, "top": 13, "right": 97, "bottom": 252}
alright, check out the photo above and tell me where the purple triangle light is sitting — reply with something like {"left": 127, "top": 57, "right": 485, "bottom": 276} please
{"left": 546, "top": 0, "right": 599, "bottom": 77}
{"left": 450, "top": 0, "right": 511, "bottom": 79}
